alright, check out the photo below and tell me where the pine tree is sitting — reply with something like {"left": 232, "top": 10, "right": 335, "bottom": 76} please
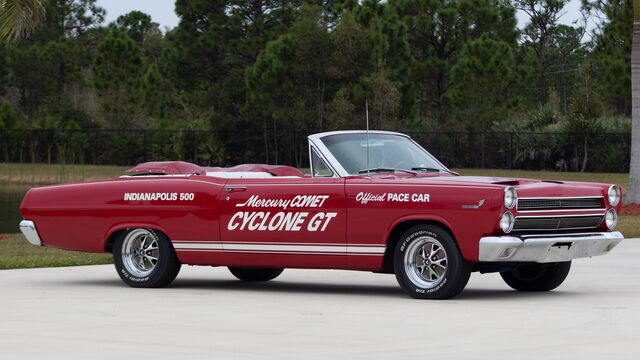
{"left": 93, "top": 29, "right": 143, "bottom": 128}
{"left": 589, "top": 0, "right": 633, "bottom": 114}
{"left": 388, "top": 0, "right": 518, "bottom": 128}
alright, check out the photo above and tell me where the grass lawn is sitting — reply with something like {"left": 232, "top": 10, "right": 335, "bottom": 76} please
{"left": 617, "top": 216, "right": 640, "bottom": 238}
{"left": 0, "top": 164, "right": 638, "bottom": 269}
{"left": 0, "top": 233, "right": 112, "bottom": 270}
{"left": 0, "top": 162, "right": 128, "bottom": 185}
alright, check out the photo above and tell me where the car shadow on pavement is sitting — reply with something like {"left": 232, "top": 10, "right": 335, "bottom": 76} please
{"left": 59, "top": 277, "right": 406, "bottom": 298}
{"left": 458, "top": 288, "right": 582, "bottom": 300}
{"left": 56, "top": 277, "right": 585, "bottom": 300}
{"left": 60, "top": 277, "right": 583, "bottom": 300}
{"left": 170, "top": 278, "right": 407, "bottom": 298}
{"left": 170, "top": 279, "right": 585, "bottom": 300}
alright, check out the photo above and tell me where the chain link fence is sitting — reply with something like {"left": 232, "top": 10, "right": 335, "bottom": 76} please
{"left": 0, "top": 129, "right": 631, "bottom": 172}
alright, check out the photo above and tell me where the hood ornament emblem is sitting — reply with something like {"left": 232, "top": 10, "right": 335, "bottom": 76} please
{"left": 462, "top": 199, "right": 485, "bottom": 209}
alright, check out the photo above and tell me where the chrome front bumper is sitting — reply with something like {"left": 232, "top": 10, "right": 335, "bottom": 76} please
{"left": 478, "top": 231, "right": 624, "bottom": 263}
{"left": 19, "top": 220, "right": 42, "bottom": 246}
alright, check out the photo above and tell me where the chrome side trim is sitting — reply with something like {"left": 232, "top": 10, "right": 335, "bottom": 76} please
{"left": 19, "top": 220, "right": 42, "bottom": 246}
{"left": 173, "top": 242, "right": 386, "bottom": 255}
{"left": 478, "top": 231, "right": 623, "bottom": 263}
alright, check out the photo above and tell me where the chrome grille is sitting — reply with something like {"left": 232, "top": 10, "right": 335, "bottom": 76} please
{"left": 512, "top": 215, "right": 603, "bottom": 232}
{"left": 517, "top": 197, "right": 603, "bottom": 211}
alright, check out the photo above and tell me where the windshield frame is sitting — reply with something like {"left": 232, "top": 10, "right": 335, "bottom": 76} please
{"left": 308, "top": 130, "right": 450, "bottom": 178}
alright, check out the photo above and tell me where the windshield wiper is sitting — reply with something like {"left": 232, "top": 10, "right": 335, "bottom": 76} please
{"left": 411, "top": 167, "right": 444, "bottom": 173}
{"left": 359, "top": 167, "right": 417, "bottom": 175}
{"left": 411, "top": 166, "right": 458, "bottom": 175}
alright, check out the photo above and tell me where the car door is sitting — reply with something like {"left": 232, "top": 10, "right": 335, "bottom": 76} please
{"left": 219, "top": 176, "right": 346, "bottom": 268}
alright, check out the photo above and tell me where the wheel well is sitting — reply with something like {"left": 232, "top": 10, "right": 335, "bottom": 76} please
{"left": 105, "top": 229, "right": 126, "bottom": 253}
{"left": 380, "top": 220, "right": 457, "bottom": 273}
{"left": 105, "top": 227, "right": 168, "bottom": 253}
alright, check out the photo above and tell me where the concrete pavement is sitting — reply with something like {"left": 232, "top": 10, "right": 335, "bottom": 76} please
{"left": 1, "top": 240, "right": 640, "bottom": 359}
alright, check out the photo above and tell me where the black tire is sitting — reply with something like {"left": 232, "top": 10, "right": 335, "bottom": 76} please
{"left": 500, "top": 262, "right": 571, "bottom": 291}
{"left": 228, "top": 267, "right": 284, "bottom": 281}
{"left": 113, "top": 228, "right": 181, "bottom": 288}
{"left": 394, "top": 225, "right": 471, "bottom": 299}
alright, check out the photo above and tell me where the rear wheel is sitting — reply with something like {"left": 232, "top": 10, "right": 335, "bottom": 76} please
{"left": 500, "top": 262, "right": 571, "bottom": 291}
{"left": 113, "top": 228, "right": 181, "bottom": 288}
{"left": 394, "top": 225, "right": 471, "bottom": 299}
{"left": 228, "top": 267, "right": 284, "bottom": 281}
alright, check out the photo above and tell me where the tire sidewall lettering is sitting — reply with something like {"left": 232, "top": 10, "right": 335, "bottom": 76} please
{"left": 399, "top": 228, "right": 450, "bottom": 295}
{"left": 116, "top": 229, "right": 160, "bottom": 285}
{"left": 400, "top": 230, "right": 439, "bottom": 252}
{"left": 119, "top": 268, "right": 150, "bottom": 282}
{"left": 417, "top": 278, "right": 446, "bottom": 294}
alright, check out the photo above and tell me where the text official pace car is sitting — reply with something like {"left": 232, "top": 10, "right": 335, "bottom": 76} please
{"left": 19, "top": 131, "right": 625, "bottom": 299}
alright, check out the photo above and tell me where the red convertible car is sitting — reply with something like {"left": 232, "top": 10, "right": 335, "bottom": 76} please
{"left": 19, "top": 131, "right": 625, "bottom": 299}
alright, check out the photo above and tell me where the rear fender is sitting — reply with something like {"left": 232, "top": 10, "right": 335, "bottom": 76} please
{"left": 103, "top": 223, "right": 171, "bottom": 251}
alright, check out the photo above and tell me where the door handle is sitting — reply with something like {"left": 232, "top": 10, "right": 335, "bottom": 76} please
{"left": 225, "top": 186, "right": 247, "bottom": 193}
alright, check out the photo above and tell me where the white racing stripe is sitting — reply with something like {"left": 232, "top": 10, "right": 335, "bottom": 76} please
{"left": 173, "top": 243, "right": 223, "bottom": 250}
{"left": 173, "top": 242, "right": 385, "bottom": 255}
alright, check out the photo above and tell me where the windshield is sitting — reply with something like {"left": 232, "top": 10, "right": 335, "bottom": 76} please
{"left": 320, "top": 133, "right": 447, "bottom": 176}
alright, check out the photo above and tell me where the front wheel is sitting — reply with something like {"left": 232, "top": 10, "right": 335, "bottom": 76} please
{"left": 394, "top": 225, "right": 471, "bottom": 299}
{"left": 113, "top": 228, "right": 181, "bottom": 288}
{"left": 500, "top": 262, "right": 571, "bottom": 291}
{"left": 228, "top": 267, "right": 284, "bottom": 281}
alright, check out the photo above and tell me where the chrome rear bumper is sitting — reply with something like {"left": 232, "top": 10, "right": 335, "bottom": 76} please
{"left": 19, "top": 220, "right": 42, "bottom": 246}
{"left": 478, "top": 231, "right": 623, "bottom": 263}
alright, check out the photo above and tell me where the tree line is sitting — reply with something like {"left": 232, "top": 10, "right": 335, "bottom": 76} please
{"left": 0, "top": 0, "right": 634, "bottom": 166}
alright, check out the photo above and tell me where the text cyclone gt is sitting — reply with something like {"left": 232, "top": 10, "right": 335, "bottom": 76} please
{"left": 228, "top": 194, "right": 336, "bottom": 232}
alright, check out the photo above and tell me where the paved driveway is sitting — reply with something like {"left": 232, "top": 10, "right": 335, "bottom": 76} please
{"left": 1, "top": 240, "right": 639, "bottom": 359}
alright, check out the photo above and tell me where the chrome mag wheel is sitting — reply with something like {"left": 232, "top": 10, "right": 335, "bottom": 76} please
{"left": 121, "top": 228, "right": 159, "bottom": 277}
{"left": 404, "top": 236, "right": 448, "bottom": 289}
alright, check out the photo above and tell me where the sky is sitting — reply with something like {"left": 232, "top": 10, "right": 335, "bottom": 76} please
{"left": 99, "top": 0, "right": 180, "bottom": 31}
{"left": 97, "top": 0, "right": 595, "bottom": 34}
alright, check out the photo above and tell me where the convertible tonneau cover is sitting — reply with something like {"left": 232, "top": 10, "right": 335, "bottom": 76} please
{"left": 127, "top": 161, "right": 304, "bottom": 177}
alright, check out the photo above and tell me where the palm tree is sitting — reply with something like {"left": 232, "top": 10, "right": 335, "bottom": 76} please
{"left": 0, "top": 0, "right": 45, "bottom": 42}
{"left": 629, "top": 2, "right": 640, "bottom": 204}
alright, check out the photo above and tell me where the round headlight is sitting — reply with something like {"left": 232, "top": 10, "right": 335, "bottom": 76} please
{"left": 504, "top": 187, "right": 517, "bottom": 209}
{"left": 605, "top": 208, "right": 617, "bottom": 230}
{"left": 500, "top": 211, "right": 514, "bottom": 233}
{"left": 608, "top": 185, "right": 621, "bottom": 206}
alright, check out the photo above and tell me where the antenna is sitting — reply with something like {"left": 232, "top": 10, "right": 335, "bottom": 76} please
{"left": 365, "top": 99, "right": 370, "bottom": 177}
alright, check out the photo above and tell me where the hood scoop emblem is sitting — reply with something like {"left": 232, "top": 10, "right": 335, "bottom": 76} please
{"left": 462, "top": 199, "right": 485, "bottom": 209}
{"left": 492, "top": 181, "right": 519, "bottom": 186}
{"left": 542, "top": 180, "right": 564, "bottom": 184}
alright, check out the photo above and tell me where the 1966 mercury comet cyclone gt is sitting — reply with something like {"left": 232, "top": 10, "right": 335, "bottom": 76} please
{"left": 19, "top": 131, "right": 625, "bottom": 299}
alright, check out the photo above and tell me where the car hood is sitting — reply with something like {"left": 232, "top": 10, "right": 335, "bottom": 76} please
{"left": 367, "top": 174, "right": 608, "bottom": 198}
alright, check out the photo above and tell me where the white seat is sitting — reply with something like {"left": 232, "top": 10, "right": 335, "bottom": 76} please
{"left": 205, "top": 171, "right": 301, "bottom": 179}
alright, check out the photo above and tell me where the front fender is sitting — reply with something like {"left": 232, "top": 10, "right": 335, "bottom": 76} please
{"left": 386, "top": 213, "right": 457, "bottom": 240}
